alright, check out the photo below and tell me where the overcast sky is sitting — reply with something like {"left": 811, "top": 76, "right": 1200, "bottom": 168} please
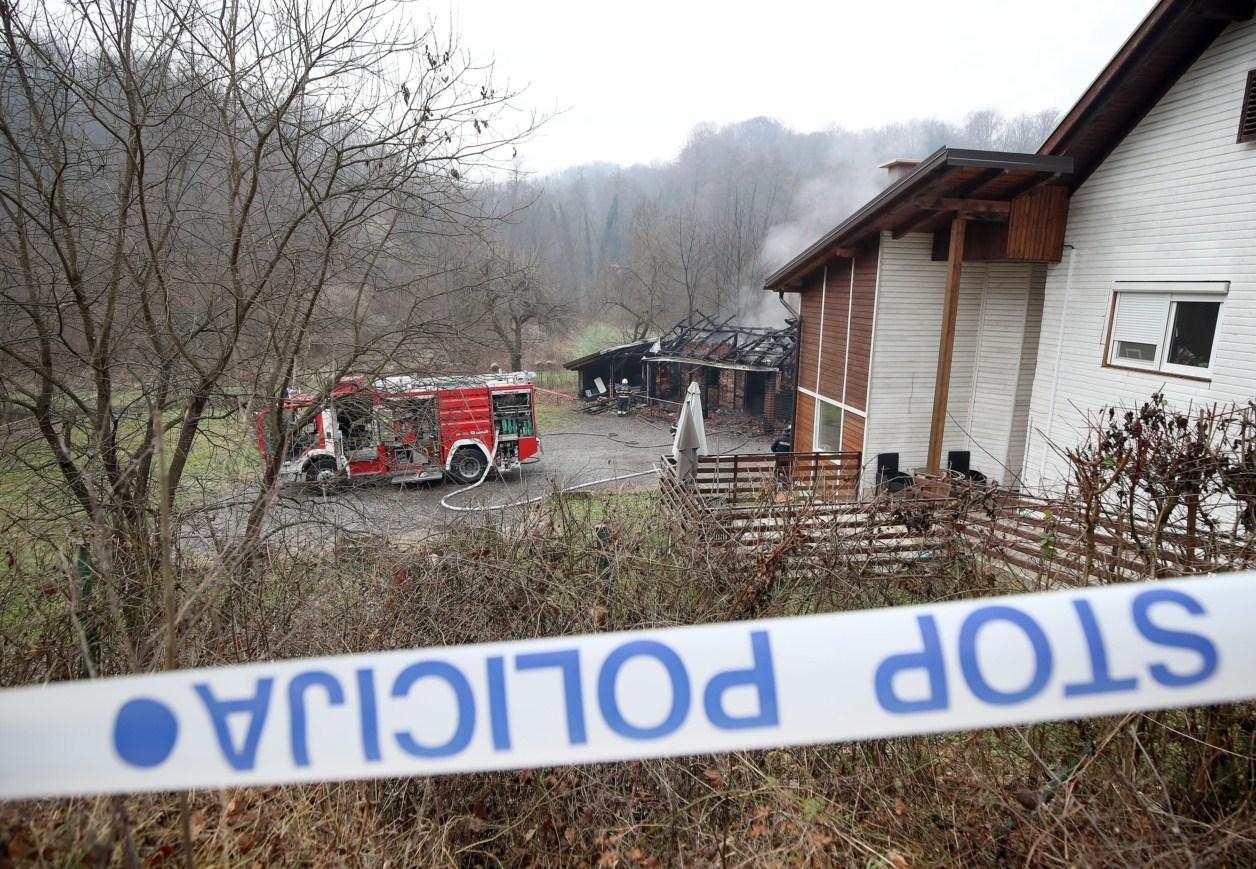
{"left": 446, "top": 0, "right": 1151, "bottom": 175}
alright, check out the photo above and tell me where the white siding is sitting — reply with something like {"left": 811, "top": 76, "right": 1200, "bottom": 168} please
{"left": 864, "top": 235, "right": 1042, "bottom": 484}
{"left": 1024, "top": 19, "right": 1256, "bottom": 486}
{"left": 968, "top": 263, "right": 1045, "bottom": 483}
{"left": 1005, "top": 266, "right": 1046, "bottom": 483}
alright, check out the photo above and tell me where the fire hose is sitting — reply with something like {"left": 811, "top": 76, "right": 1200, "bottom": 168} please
{"left": 438, "top": 440, "right": 659, "bottom": 513}
{"left": 438, "top": 468, "right": 660, "bottom": 513}
{"left": 439, "top": 432, "right": 761, "bottom": 513}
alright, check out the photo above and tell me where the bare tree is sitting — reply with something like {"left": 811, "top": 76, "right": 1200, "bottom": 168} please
{"left": 476, "top": 246, "right": 568, "bottom": 371}
{"left": 605, "top": 262, "right": 664, "bottom": 341}
{"left": 0, "top": 0, "right": 532, "bottom": 668}
{"left": 1000, "top": 109, "right": 1062, "bottom": 151}
{"left": 961, "top": 109, "right": 1003, "bottom": 149}
{"left": 667, "top": 203, "right": 710, "bottom": 326}
{"left": 710, "top": 173, "right": 786, "bottom": 318}
{"left": 630, "top": 198, "right": 711, "bottom": 326}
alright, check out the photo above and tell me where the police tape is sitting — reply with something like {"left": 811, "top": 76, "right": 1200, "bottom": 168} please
{"left": 2, "top": 572, "right": 1255, "bottom": 800}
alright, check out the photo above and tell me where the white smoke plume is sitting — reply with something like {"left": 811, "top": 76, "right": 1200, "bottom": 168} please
{"left": 739, "top": 290, "right": 799, "bottom": 329}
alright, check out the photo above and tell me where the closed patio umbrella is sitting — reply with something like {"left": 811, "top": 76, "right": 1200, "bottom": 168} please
{"left": 672, "top": 381, "right": 709, "bottom": 484}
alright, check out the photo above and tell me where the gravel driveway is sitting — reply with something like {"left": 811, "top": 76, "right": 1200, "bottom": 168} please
{"left": 189, "top": 403, "right": 774, "bottom": 545}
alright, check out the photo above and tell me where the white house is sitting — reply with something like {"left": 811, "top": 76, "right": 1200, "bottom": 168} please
{"left": 1024, "top": 0, "right": 1256, "bottom": 485}
{"left": 764, "top": 0, "right": 1256, "bottom": 491}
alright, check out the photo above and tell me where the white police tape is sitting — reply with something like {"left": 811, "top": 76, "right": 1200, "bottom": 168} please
{"left": 2, "top": 572, "right": 1255, "bottom": 800}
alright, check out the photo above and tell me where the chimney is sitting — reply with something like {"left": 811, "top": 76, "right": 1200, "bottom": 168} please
{"left": 878, "top": 158, "right": 921, "bottom": 184}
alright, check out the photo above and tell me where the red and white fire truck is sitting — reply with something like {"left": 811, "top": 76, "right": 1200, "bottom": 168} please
{"left": 258, "top": 371, "right": 541, "bottom": 486}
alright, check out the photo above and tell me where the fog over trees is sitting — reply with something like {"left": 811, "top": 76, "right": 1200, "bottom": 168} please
{"left": 477, "top": 108, "right": 1059, "bottom": 357}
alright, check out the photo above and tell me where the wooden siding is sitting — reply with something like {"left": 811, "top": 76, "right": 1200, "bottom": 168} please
{"left": 789, "top": 241, "right": 879, "bottom": 457}
{"left": 841, "top": 413, "right": 865, "bottom": 453}
{"left": 818, "top": 259, "right": 851, "bottom": 401}
{"left": 794, "top": 392, "right": 815, "bottom": 452}
{"left": 846, "top": 252, "right": 878, "bottom": 412}
{"left": 927, "top": 186, "right": 1069, "bottom": 264}
{"left": 863, "top": 233, "right": 1044, "bottom": 484}
{"left": 796, "top": 270, "right": 824, "bottom": 392}
{"left": 1024, "top": 19, "right": 1256, "bottom": 485}
{"left": 1006, "top": 186, "right": 1070, "bottom": 262}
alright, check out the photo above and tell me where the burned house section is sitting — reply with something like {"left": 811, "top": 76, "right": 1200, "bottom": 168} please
{"left": 646, "top": 314, "right": 797, "bottom": 430}
{"left": 563, "top": 339, "right": 653, "bottom": 399}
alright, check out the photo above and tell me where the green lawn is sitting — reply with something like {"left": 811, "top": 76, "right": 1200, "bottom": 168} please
{"left": 533, "top": 368, "right": 577, "bottom": 394}
{"left": 0, "top": 410, "right": 259, "bottom": 635}
{"left": 0, "top": 410, "right": 258, "bottom": 537}
{"left": 535, "top": 400, "right": 583, "bottom": 432}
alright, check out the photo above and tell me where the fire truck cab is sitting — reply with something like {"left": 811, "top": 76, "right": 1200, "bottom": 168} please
{"left": 259, "top": 371, "right": 541, "bottom": 486}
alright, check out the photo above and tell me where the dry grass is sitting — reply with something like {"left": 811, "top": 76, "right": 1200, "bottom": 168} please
{"left": 2, "top": 485, "right": 1254, "bottom": 867}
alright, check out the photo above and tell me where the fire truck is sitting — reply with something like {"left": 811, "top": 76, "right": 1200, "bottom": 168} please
{"left": 258, "top": 371, "right": 540, "bottom": 486}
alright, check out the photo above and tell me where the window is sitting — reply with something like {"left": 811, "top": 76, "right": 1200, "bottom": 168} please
{"left": 1239, "top": 69, "right": 1256, "bottom": 144}
{"left": 814, "top": 400, "right": 843, "bottom": 451}
{"left": 1165, "top": 302, "right": 1220, "bottom": 369}
{"left": 1107, "top": 282, "right": 1227, "bottom": 378}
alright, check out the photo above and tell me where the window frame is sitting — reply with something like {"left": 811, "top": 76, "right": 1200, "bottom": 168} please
{"left": 812, "top": 397, "right": 844, "bottom": 453}
{"left": 1103, "top": 282, "right": 1227, "bottom": 381}
{"left": 1160, "top": 299, "right": 1224, "bottom": 378}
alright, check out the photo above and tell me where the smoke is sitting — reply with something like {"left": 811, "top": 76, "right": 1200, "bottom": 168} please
{"left": 485, "top": 110, "right": 1061, "bottom": 335}
{"left": 757, "top": 110, "right": 1060, "bottom": 276}
{"left": 758, "top": 125, "right": 933, "bottom": 273}
{"left": 739, "top": 290, "right": 799, "bottom": 329}
{"left": 760, "top": 167, "right": 883, "bottom": 270}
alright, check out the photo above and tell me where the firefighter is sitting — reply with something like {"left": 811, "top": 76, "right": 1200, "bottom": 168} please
{"left": 615, "top": 378, "right": 631, "bottom": 416}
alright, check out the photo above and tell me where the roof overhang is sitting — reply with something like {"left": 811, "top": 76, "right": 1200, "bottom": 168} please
{"left": 763, "top": 147, "right": 1073, "bottom": 290}
{"left": 1040, "top": 0, "right": 1254, "bottom": 187}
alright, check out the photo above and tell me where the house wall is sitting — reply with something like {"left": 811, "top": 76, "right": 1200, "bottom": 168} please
{"left": 817, "top": 260, "right": 849, "bottom": 402}
{"left": 967, "top": 263, "right": 1047, "bottom": 485}
{"left": 794, "top": 392, "right": 815, "bottom": 452}
{"left": 1024, "top": 18, "right": 1256, "bottom": 486}
{"left": 1005, "top": 268, "right": 1046, "bottom": 480}
{"left": 793, "top": 246, "right": 878, "bottom": 458}
{"left": 863, "top": 233, "right": 1045, "bottom": 484}
{"left": 797, "top": 271, "right": 824, "bottom": 395}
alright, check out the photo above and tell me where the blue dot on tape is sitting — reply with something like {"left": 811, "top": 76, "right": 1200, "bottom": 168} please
{"left": 113, "top": 698, "right": 178, "bottom": 768}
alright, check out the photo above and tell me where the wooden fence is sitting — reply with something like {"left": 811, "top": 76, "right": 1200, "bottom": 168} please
{"left": 948, "top": 492, "right": 1253, "bottom": 581}
{"left": 657, "top": 451, "right": 862, "bottom": 505}
{"left": 659, "top": 471, "right": 1255, "bottom": 584}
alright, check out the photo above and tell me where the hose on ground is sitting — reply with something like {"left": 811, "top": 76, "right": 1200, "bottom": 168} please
{"left": 439, "top": 467, "right": 660, "bottom": 513}
{"left": 539, "top": 430, "right": 760, "bottom": 453}
{"left": 438, "top": 431, "right": 761, "bottom": 513}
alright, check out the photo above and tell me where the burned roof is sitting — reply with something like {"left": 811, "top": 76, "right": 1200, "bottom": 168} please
{"left": 645, "top": 313, "right": 798, "bottom": 372}
{"left": 563, "top": 338, "right": 654, "bottom": 371}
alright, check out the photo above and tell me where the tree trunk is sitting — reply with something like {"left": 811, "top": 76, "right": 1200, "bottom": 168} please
{"left": 511, "top": 318, "right": 524, "bottom": 371}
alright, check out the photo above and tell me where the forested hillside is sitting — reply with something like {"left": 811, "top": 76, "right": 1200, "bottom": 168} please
{"left": 475, "top": 109, "right": 1059, "bottom": 361}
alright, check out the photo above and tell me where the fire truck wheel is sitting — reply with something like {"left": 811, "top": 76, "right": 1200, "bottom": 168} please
{"left": 448, "top": 447, "right": 488, "bottom": 484}
{"left": 304, "top": 457, "right": 339, "bottom": 489}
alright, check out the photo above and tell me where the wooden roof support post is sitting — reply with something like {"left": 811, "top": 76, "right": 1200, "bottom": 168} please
{"left": 926, "top": 216, "right": 967, "bottom": 476}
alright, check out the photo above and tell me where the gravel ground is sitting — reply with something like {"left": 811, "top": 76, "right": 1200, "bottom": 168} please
{"left": 189, "top": 403, "right": 774, "bottom": 545}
